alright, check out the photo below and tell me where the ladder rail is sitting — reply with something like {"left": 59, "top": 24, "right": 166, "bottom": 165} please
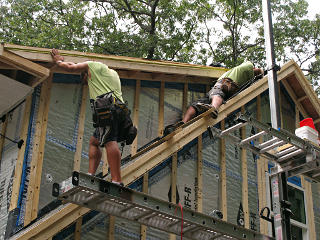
{"left": 54, "top": 172, "right": 274, "bottom": 240}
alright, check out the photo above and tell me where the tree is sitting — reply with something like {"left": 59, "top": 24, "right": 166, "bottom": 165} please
{"left": 196, "top": 0, "right": 319, "bottom": 88}
{"left": 0, "top": 0, "right": 319, "bottom": 86}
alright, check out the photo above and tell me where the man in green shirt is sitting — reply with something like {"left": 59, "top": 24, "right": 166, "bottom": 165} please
{"left": 164, "top": 61, "right": 263, "bottom": 134}
{"left": 51, "top": 49, "right": 135, "bottom": 185}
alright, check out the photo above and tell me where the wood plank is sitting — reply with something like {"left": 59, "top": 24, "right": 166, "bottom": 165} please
{"left": 24, "top": 75, "right": 52, "bottom": 225}
{"left": 169, "top": 153, "right": 178, "bottom": 240}
{"left": 5, "top": 43, "right": 226, "bottom": 79}
{"left": 140, "top": 173, "right": 148, "bottom": 240}
{"left": 72, "top": 85, "right": 88, "bottom": 240}
{"left": 256, "top": 95, "right": 268, "bottom": 235}
{"left": 31, "top": 205, "right": 89, "bottom": 240}
{"left": 196, "top": 135, "right": 203, "bottom": 213}
{"left": 0, "top": 44, "right": 50, "bottom": 84}
{"left": 74, "top": 216, "right": 82, "bottom": 240}
{"left": 73, "top": 85, "right": 88, "bottom": 172}
{"left": 158, "top": 81, "right": 165, "bottom": 136}
{"left": 295, "top": 106, "right": 300, "bottom": 128}
{"left": 14, "top": 60, "right": 298, "bottom": 239}
{"left": 9, "top": 96, "right": 32, "bottom": 211}
{"left": 108, "top": 216, "right": 115, "bottom": 240}
{"left": 131, "top": 80, "right": 140, "bottom": 155}
{"left": 220, "top": 120, "right": 227, "bottom": 221}
{"left": 182, "top": 83, "right": 188, "bottom": 117}
{"left": 301, "top": 178, "right": 316, "bottom": 239}
{"left": 240, "top": 107, "right": 249, "bottom": 228}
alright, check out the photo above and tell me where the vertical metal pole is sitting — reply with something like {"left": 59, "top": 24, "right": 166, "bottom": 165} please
{"left": 262, "top": 0, "right": 281, "bottom": 129}
{"left": 262, "top": 1, "right": 291, "bottom": 240}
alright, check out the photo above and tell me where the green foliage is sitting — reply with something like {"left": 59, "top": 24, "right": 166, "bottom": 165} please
{"left": 0, "top": 0, "right": 319, "bottom": 86}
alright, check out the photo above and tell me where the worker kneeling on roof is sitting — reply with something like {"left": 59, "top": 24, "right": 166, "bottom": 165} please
{"left": 164, "top": 61, "right": 264, "bottom": 135}
{"left": 51, "top": 49, "right": 136, "bottom": 186}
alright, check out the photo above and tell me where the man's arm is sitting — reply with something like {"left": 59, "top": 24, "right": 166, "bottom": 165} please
{"left": 51, "top": 49, "right": 88, "bottom": 72}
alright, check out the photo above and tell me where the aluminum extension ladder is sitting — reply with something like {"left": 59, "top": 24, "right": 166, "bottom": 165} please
{"left": 53, "top": 172, "right": 273, "bottom": 240}
{"left": 209, "top": 113, "right": 320, "bottom": 182}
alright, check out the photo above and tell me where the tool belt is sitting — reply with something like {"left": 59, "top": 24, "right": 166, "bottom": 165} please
{"left": 90, "top": 92, "right": 137, "bottom": 145}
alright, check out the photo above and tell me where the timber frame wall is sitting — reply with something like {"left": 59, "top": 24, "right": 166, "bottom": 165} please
{"left": 0, "top": 44, "right": 319, "bottom": 239}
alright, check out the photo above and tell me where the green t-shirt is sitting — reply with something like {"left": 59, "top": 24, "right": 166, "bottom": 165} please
{"left": 218, "top": 61, "right": 254, "bottom": 86}
{"left": 87, "top": 61, "right": 123, "bottom": 102}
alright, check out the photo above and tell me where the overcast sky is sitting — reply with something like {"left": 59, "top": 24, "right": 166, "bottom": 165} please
{"left": 307, "top": 0, "right": 319, "bottom": 18}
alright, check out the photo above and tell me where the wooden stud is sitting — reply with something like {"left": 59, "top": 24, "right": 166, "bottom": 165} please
{"left": 74, "top": 216, "right": 82, "bottom": 240}
{"left": 15, "top": 61, "right": 298, "bottom": 239}
{"left": 240, "top": 107, "right": 249, "bottom": 228}
{"left": 182, "top": 83, "right": 188, "bottom": 117}
{"left": 301, "top": 178, "right": 316, "bottom": 239}
{"left": 73, "top": 84, "right": 88, "bottom": 172}
{"left": 72, "top": 84, "right": 88, "bottom": 240}
{"left": 158, "top": 81, "right": 165, "bottom": 136}
{"left": 196, "top": 135, "right": 203, "bottom": 213}
{"left": 169, "top": 152, "right": 178, "bottom": 240}
{"left": 220, "top": 120, "right": 227, "bottom": 221}
{"left": 140, "top": 173, "right": 148, "bottom": 240}
{"left": 256, "top": 95, "right": 268, "bottom": 235}
{"left": 9, "top": 95, "right": 32, "bottom": 211}
{"left": 108, "top": 216, "right": 115, "bottom": 240}
{"left": 295, "top": 106, "right": 300, "bottom": 128}
{"left": 24, "top": 75, "right": 53, "bottom": 225}
{"left": 131, "top": 80, "right": 140, "bottom": 155}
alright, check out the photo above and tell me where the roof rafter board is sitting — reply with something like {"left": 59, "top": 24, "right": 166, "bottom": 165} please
{"left": 0, "top": 44, "right": 49, "bottom": 82}
{"left": 11, "top": 60, "right": 298, "bottom": 240}
{"left": 50, "top": 68, "right": 214, "bottom": 84}
{"left": 4, "top": 44, "right": 226, "bottom": 78}
{"left": 293, "top": 66, "right": 320, "bottom": 116}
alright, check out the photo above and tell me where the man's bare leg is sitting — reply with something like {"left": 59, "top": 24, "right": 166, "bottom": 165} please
{"left": 182, "top": 106, "right": 197, "bottom": 123}
{"left": 210, "top": 95, "right": 224, "bottom": 110}
{"left": 88, "top": 136, "right": 102, "bottom": 174}
{"left": 105, "top": 141, "right": 122, "bottom": 182}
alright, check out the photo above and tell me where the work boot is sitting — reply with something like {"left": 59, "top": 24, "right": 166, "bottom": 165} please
{"left": 163, "top": 121, "right": 184, "bottom": 136}
{"left": 195, "top": 103, "right": 218, "bottom": 119}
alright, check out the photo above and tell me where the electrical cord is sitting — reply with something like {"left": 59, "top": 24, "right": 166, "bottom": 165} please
{"left": 0, "top": 133, "right": 24, "bottom": 148}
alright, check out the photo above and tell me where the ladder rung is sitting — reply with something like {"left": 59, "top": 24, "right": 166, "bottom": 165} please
{"left": 260, "top": 140, "right": 285, "bottom": 154}
{"left": 220, "top": 122, "right": 247, "bottom": 136}
{"left": 119, "top": 205, "right": 135, "bottom": 214}
{"left": 312, "top": 172, "right": 320, "bottom": 178}
{"left": 276, "top": 146, "right": 298, "bottom": 157}
{"left": 258, "top": 137, "right": 279, "bottom": 149}
{"left": 134, "top": 210, "right": 156, "bottom": 221}
{"left": 182, "top": 225, "right": 202, "bottom": 234}
{"left": 277, "top": 149, "right": 304, "bottom": 162}
{"left": 240, "top": 131, "right": 267, "bottom": 145}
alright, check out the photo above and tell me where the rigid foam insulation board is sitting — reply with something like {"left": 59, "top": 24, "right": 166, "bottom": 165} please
{"left": 0, "top": 103, "right": 25, "bottom": 238}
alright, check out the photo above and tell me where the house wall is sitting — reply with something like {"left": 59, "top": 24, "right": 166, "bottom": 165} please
{"left": 2, "top": 70, "right": 320, "bottom": 239}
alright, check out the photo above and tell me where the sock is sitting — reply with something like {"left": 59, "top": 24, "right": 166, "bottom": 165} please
{"left": 112, "top": 181, "right": 121, "bottom": 185}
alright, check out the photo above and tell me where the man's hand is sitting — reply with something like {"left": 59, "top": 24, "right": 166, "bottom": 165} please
{"left": 51, "top": 49, "right": 64, "bottom": 63}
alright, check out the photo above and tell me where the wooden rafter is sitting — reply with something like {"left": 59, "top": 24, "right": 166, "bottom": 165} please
{"left": 4, "top": 43, "right": 226, "bottom": 79}
{"left": 0, "top": 44, "right": 50, "bottom": 87}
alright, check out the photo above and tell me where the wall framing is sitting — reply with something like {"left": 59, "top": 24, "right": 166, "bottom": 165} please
{"left": 2, "top": 45, "right": 319, "bottom": 240}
